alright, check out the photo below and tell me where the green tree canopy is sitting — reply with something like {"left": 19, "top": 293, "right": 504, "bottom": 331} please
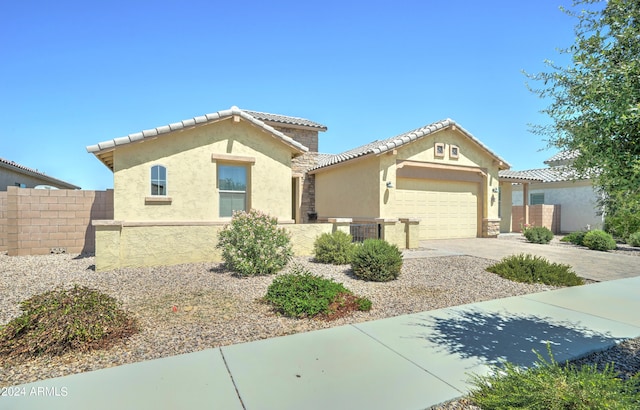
{"left": 528, "top": 0, "right": 640, "bottom": 238}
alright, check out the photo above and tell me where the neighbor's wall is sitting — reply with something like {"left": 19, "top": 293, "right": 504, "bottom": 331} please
{"left": 512, "top": 204, "right": 561, "bottom": 234}
{"left": 113, "top": 119, "right": 295, "bottom": 222}
{"left": 0, "top": 191, "right": 7, "bottom": 252}
{"left": 3, "top": 186, "right": 113, "bottom": 256}
{"left": 512, "top": 180, "right": 602, "bottom": 232}
{"left": 94, "top": 221, "right": 335, "bottom": 271}
{"left": 315, "top": 156, "right": 381, "bottom": 220}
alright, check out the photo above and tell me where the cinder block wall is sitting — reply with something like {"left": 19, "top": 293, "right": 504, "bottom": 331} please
{"left": 0, "top": 192, "right": 7, "bottom": 253}
{"left": 511, "top": 205, "right": 561, "bottom": 234}
{"left": 4, "top": 187, "right": 113, "bottom": 256}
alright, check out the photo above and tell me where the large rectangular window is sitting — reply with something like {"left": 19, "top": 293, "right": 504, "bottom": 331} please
{"left": 218, "top": 165, "right": 247, "bottom": 217}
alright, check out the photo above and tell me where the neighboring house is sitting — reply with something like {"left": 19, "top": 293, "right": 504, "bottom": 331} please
{"left": 0, "top": 157, "right": 80, "bottom": 190}
{"left": 500, "top": 150, "right": 603, "bottom": 232}
{"left": 87, "top": 106, "right": 512, "bottom": 240}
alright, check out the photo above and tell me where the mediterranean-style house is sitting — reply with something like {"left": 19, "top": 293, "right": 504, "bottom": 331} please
{"left": 500, "top": 150, "right": 603, "bottom": 233}
{"left": 86, "top": 106, "right": 514, "bottom": 269}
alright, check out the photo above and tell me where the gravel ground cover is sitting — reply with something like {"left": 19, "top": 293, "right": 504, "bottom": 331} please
{"left": 0, "top": 253, "right": 555, "bottom": 388}
{"left": 1, "top": 251, "right": 638, "bottom": 409}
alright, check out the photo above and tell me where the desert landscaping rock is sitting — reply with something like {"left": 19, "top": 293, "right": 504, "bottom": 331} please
{"left": 1, "top": 252, "right": 638, "bottom": 409}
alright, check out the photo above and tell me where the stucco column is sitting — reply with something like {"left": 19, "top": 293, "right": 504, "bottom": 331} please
{"left": 375, "top": 218, "right": 404, "bottom": 249}
{"left": 399, "top": 218, "right": 420, "bottom": 249}
{"left": 327, "top": 218, "right": 352, "bottom": 235}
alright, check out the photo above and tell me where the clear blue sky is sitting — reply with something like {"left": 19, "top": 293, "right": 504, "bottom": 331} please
{"left": 1, "top": 0, "right": 579, "bottom": 190}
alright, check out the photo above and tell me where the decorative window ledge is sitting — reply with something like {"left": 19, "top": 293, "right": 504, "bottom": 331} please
{"left": 145, "top": 196, "right": 172, "bottom": 204}
{"left": 211, "top": 153, "right": 256, "bottom": 164}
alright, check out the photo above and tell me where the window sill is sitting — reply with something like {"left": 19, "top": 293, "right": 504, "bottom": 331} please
{"left": 145, "top": 196, "right": 172, "bottom": 204}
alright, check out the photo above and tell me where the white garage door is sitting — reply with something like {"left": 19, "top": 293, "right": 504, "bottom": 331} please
{"left": 396, "top": 178, "right": 479, "bottom": 240}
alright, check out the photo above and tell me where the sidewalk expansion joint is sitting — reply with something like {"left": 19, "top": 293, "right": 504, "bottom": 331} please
{"left": 219, "top": 348, "right": 247, "bottom": 410}
{"left": 349, "top": 324, "right": 464, "bottom": 395}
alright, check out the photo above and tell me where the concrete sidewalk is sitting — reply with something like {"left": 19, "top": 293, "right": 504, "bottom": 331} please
{"left": 412, "top": 237, "right": 640, "bottom": 282}
{"left": 3, "top": 276, "right": 640, "bottom": 410}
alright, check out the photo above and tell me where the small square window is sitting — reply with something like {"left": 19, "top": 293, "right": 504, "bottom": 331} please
{"left": 450, "top": 145, "right": 459, "bottom": 159}
{"left": 434, "top": 143, "right": 445, "bottom": 158}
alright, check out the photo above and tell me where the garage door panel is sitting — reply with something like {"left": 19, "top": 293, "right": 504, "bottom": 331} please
{"left": 396, "top": 178, "right": 478, "bottom": 240}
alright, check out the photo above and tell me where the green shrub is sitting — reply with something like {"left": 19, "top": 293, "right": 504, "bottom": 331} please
{"left": 605, "top": 210, "right": 640, "bottom": 242}
{"left": 469, "top": 346, "right": 640, "bottom": 409}
{"left": 216, "top": 210, "right": 293, "bottom": 276}
{"left": 627, "top": 231, "right": 640, "bottom": 247}
{"left": 523, "top": 226, "right": 554, "bottom": 244}
{"left": 583, "top": 229, "right": 617, "bottom": 251}
{"left": 313, "top": 231, "right": 355, "bottom": 264}
{"left": 0, "top": 285, "right": 137, "bottom": 362}
{"left": 264, "top": 265, "right": 371, "bottom": 319}
{"left": 560, "top": 231, "right": 587, "bottom": 246}
{"left": 351, "top": 239, "right": 403, "bottom": 282}
{"left": 487, "top": 254, "right": 583, "bottom": 286}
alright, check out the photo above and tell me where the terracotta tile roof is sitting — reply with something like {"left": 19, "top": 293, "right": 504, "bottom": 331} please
{"left": 242, "top": 109, "right": 327, "bottom": 131}
{"left": 87, "top": 107, "right": 309, "bottom": 171}
{"left": 0, "top": 157, "right": 80, "bottom": 189}
{"left": 312, "top": 118, "right": 510, "bottom": 171}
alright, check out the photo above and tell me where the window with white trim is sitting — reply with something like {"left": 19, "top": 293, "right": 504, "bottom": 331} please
{"left": 151, "top": 165, "right": 167, "bottom": 196}
{"left": 218, "top": 164, "right": 247, "bottom": 217}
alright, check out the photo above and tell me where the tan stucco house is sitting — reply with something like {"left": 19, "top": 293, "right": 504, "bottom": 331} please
{"left": 310, "top": 120, "right": 512, "bottom": 239}
{"left": 86, "top": 106, "right": 514, "bottom": 269}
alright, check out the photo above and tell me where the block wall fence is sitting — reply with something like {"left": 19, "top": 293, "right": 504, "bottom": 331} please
{"left": 511, "top": 204, "right": 561, "bottom": 234}
{"left": 0, "top": 187, "right": 114, "bottom": 256}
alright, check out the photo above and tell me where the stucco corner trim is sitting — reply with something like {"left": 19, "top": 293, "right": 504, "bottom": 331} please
{"left": 211, "top": 153, "right": 257, "bottom": 164}
{"left": 145, "top": 196, "right": 173, "bottom": 204}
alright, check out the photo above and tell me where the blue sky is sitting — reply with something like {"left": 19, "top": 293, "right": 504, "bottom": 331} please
{"left": 1, "top": 0, "right": 580, "bottom": 190}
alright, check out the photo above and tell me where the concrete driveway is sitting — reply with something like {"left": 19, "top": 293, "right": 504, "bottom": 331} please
{"left": 412, "top": 236, "right": 639, "bottom": 282}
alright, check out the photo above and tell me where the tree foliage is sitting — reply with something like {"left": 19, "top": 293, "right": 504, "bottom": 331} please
{"left": 527, "top": 0, "right": 640, "bottom": 236}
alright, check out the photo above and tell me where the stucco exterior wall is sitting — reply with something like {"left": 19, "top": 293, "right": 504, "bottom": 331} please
{"left": 93, "top": 221, "right": 334, "bottom": 271}
{"left": 113, "top": 119, "right": 295, "bottom": 222}
{"left": 315, "top": 156, "right": 381, "bottom": 220}
{"left": 499, "top": 182, "right": 513, "bottom": 233}
{"left": 512, "top": 180, "right": 603, "bottom": 232}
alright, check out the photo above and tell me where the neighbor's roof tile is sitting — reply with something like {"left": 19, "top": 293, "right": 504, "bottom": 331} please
{"left": 242, "top": 109, "right": 327, "bottom": 131}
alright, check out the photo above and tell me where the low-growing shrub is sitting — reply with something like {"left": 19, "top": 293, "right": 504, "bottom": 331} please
{"left": 313, "top": 231, "right": 355, "bottom": 264}
{"left": 0, "top": 285, "right": 137, "bottom": 363}
{"left": 264, "top": 265, "right": 371, "bottom": 319}
{"left": 351, "top": 239, "right": 403, "bottom": 282}
{"left": 216, "top": 209, "right": 293, "bottom": 276}
{"left": 486, "top": 254, "right": 583, "bottom": 286}
{"left": 560, "top": 231, "right": 587, "bottom": 246}
{"left": 523, "top": 226, "right": 554, "bottom": 244}
{"left": 583, "top": 229, "right": 617, "bottom": 251}
{"left": 469, "top": 346, "right": 640, "bottom": 409}
{"left": 627, "top": 231, "right": 640, "bottom": 247}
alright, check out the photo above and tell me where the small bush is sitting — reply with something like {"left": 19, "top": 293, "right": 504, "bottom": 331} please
{"left": 583, "top": 229, "right": 617, "bottom": 251}
{"left": 216, "top": 210, "right": 293, "bottom": 276}
{"left": 0, "top": 285, "right": 137, "bottom": 363}
{"left": 560, "top": 231, "right": 587, "bottom": 246}
{"left": 351, "top": 239, "right": 403, "bottom": 282}
{"left": 487, "top": 254, "right": 583, "bottom": 286}
{"left": 523, "top": 226, "right": 554, "bottom": 244}
{"left": 469, "top": 345, "right": 640, "bottom": 409}
{"left": 627, "top": 231, "right": 640, "bottom": 247}
{"left": 313, "top": 231, "right": 355, "bottom": 264}
{"left": 264, "top": 265, "right": 371, "bottom": 319}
